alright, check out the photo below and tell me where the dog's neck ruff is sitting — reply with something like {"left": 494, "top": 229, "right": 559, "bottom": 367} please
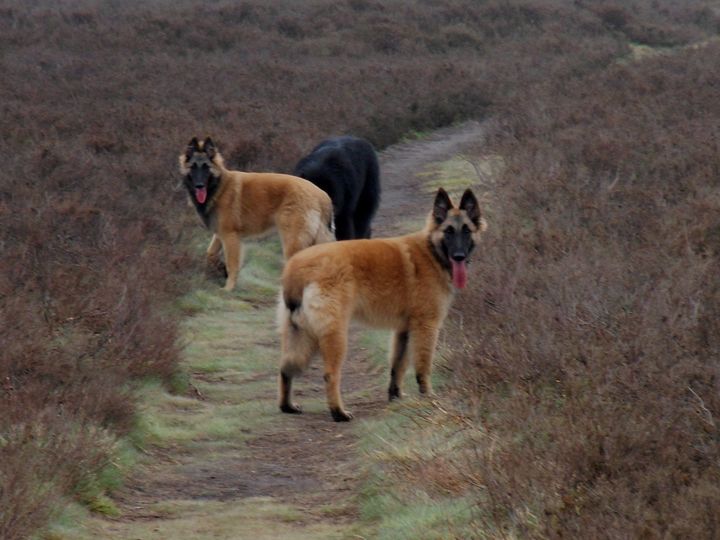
{"left": 427, "top": 236, "right": 452, "bottom": 273}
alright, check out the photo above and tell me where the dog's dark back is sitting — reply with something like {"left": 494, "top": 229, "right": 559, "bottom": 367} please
{"left": 293, "top": 136, "right": 380, "bottom": 240}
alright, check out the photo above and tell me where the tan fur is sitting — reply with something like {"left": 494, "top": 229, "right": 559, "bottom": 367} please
{"left": 179, "top": 140, "right": 334, "bottom": 291}
{"left": 277, "top": 189, "right": 487, "bottom": 421}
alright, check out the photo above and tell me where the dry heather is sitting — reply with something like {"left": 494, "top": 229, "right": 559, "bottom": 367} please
{"left": 449, "top": 35, "right": 720, "bottom": 540}
{"left": 1, "top": 0, "right": 718, "bottom": 538}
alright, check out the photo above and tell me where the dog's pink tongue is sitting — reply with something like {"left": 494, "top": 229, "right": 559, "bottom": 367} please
{"left": 451, "top": 260, "right": 467, "bottom": 289}
{"left": 195, "top": 187, "right": 207, "bottom": 204}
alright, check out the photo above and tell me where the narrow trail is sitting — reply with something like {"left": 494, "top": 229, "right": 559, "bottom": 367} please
{"left": 77, "top": 121, "right": 486, "bottom": 540}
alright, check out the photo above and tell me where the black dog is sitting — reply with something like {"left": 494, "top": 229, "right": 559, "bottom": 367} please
{"left": 293, "top": 136, "right": 380, "bottom": 240}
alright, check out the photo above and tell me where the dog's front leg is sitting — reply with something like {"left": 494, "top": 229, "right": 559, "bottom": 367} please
{"left": 205, "top": 234, "right": 227, "bottom": 278}
{"left": 388, "top": 330, "right": 410, "bottom": 401}
{"left": 409, "top": 322, "right": 440, "bottom": 396}
{"left": 220, "top": 233, "right": 242, "bottom": 291}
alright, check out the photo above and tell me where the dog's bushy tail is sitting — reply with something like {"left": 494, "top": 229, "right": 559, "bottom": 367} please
{"left": 277, "top": 288, "right": 317, "bottom": 376}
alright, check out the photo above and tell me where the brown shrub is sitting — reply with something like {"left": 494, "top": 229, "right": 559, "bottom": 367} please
{"left": 451, "top": 42, "right": 720, "bottom": 538}
{"left": 1, "top": 0, "right": 717, "bottom": 537}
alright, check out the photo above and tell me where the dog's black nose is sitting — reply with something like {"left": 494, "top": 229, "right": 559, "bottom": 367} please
{"left": 451, "top": 252, "right": 466, "bottom": 262}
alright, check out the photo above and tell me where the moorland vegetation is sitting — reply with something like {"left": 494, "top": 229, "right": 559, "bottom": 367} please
{"left": 1, "top": 1, "right": 718, "bottom": 538}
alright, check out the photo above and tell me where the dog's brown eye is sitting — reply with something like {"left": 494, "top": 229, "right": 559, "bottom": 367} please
{"left": 444, "top": 226, "right": 455, "bottom": 235}
{"left": 462, "top": 225, "right": 470, "bottom": 234}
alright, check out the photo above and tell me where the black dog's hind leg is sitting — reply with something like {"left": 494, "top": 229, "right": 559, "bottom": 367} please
{"left": 353, "top": 211, "right": 372, "bottom": 239}
{"left": 353, "top": 175, "right": 380, "bottom": 239}
{"left": 334, "top": 214, "right": 355, "bottom": 241}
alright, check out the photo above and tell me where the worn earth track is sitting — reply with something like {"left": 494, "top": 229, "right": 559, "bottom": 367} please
{"left": 76, "top": 121, "right": 486, "bottom": 539}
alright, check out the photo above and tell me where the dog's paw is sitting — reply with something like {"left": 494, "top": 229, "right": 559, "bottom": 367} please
{"left": 280, "top": 403, "right": 303, "bottom": 414}
{"left": 222, "top": 280, "right": 237, "bottom": 292}
{"left": 388, "top": 383, "right": 402, "bottom": 401}
{"left": 205, "top": 258, "right": 228, "bottom": 282}
{"left": 330, "top": 408, "right": 353, "bottom": 422}
{"left": 416, "top": 374, "right": 433, "bottom": 395}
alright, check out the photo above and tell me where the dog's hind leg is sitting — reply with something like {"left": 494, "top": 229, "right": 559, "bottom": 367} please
{"left": 353, "top": 215, "right": 372, "bottom": 240}
{"left": 278, "top": 313, "right": 318, "bottom": 414}
{"left": 408, "top": 321, "right": 440, "bottom": 395}
{"left": 278, "top": 211, "right": 320, "bottom": 259}
{"left": 388, "top": 330, "right": 410, "bottom": 401}
{"left": 334, "top": 214, "right": 355, "bottom": 241}
{"left": 281, "top": 235, "right": 306, "bottom": 260}
{"left": 353, "top": 161, "right": 380, "bottom": 239}
{"left": 318, "top": 329, "right": 353, "bottom": 421}
{"left": 352, "top": 196, "right": 375, "bottom": 239}
{"left": 220, "top": 233, "right": 242, "bottom": 291}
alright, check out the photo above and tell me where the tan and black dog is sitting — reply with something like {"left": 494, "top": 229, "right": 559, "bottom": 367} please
{"left": 277, "top": 187, "right": 487, "bottom": 421}
{"left": 179, "top": 137, "right": 335, "bottom": 291}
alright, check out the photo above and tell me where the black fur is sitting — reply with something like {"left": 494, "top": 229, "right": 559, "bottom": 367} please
{"left": 283, "top": 291, "right": 301, "bottom": 313}
{"left": 433, "top": 188, "right": 452, "bottom": 225}
{"left": 185, "top": 179, "right": 220, "bottom": 228}
{"left": 459, "top": 188, "right": 481, "bottom": 227}
{"left": 443, "top": 221, "right": 475, "bottom": 263}
{"left": 183, "top": 137, "right": 221, "bottom": 228}
{"left": 416, "top": 373, "right": 428, "bottom": 394}
{"left": 330, "top": 407, "right": 353, "bottom": 422}
{"left": 279, "top": 372, "right": 302, "bottom": 414}
{"left": 429, "top": 236, "right": 452, "bottom": 274}
{"left": 293, "top": 136, "right": 380, "bottom": 240}
{"left": 429, "top": 188, "right": 478, "bottom": 279}
{"left": 388, "top": 330, "right": 409, "bottom": 401}
{"left": 429, "top": 229, "right": 476, "bottom": 281}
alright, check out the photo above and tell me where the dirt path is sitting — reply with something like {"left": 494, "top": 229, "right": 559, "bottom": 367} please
{"left": 74, "top": 120, "right": 486, "bottom": 540}
{"left": 374, "top": 120, "right": 486, "bottom": 235}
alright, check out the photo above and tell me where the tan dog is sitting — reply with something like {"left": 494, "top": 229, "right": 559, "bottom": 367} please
{"left": 277, "top": 188, "right": 487, "bottom": 421}
{"left": 179, "top": 137, "right": 335, "bottom": 290}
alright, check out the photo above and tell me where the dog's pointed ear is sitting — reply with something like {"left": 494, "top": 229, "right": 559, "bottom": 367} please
{"left": 433, "top": 188, "right": 453, "bottom": 224}
{"left": 185, "top": 137, "right": 199, "bottom": 160}
{"left": 203, "top": 137, "right": 216, "bottom": 159}
{"left": 459, "top": 188, "right": 481, "bottom": 226}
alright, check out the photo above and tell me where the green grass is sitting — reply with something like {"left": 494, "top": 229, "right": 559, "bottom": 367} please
{"left": 355, "top": 397, "right": 482, "bottom": 540}
{"left": 418, "top": 154, "right": 503, "bottom": 194}
{"left": 66, "top": 498, "right": 350, "bottom": 540}
{"left": 130, "top": 379, "right": 272, "bottom": 449}
{"left": 127, "top": 240, "right": 286, "bottom": 452}
{"left": 401, "top": 129, "right": 432, "bottom": 142}
{"left": 39, "top": 504, "right": 91, "bottom": 540}
{"left": 365, "top": 495, "right": 477, "bottom": 540}
{"left": 37, "top": 430, "right": 136, "bottom": 538}
{"left": 353, "top": 327, "right": 477, "bottom": 537}
{"left": 621, "top": 36, "right": 720, "bottom": 65}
